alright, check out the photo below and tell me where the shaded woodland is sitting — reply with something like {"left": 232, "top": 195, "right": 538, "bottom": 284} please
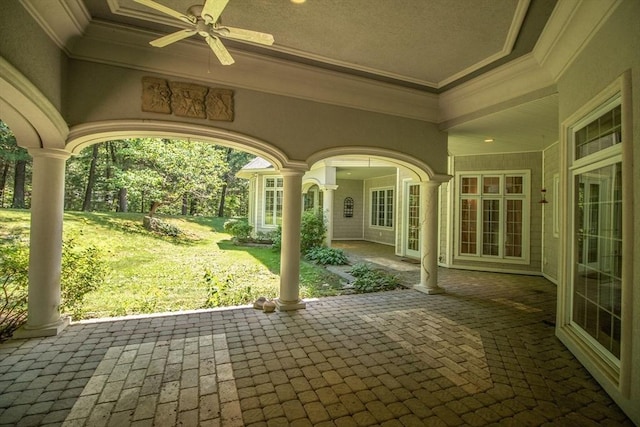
{"left": 0, "top": 121, "right": 254, "bottom": 218}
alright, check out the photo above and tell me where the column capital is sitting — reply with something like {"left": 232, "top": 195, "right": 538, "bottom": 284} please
{"left": 320, "top": 184, "right": 339, "bottom": 191}
{"left": 28, "top": 147, "right": 71, "bottom": 161}
{"left": 278, "top": 168, "right": 307, "bottom": 178}
{"left": 421, "top": 180, "right": 443, "bottom": 189}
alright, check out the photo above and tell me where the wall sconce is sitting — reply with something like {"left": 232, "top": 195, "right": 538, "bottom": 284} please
{"left": 539, "top": 188, "right": 549, "bottom": 204}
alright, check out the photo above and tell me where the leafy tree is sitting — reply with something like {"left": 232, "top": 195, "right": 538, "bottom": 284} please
{"left": 64, "top": 137, "right": 253, "bottom": 217}
{"left": 116, "top": 138, "right": 226, "bottom": 217}
{"left": 216, "top": 147, "right": 253, "bottom": 217}
{"left": 0, "top": 121, "right": 30, "bottom": 208}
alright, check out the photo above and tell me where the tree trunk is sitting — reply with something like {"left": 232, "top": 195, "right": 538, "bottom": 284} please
{"left": 82, "top": 145, "right": 99, "bottom": 211}
{"left": 0, "top": 162, "right": 9, "bottom": 208}
{"left": 217, "top": 147, "right": 233, "bottom": 217}
{"left": 189, "top": 198, "right": 198, "bottom": 216}
{"left": 217, "top": 183, "right": 228, "bottom": 217}
{"left": 117, "top": 187, "right": 128, "bottom": 212}
{"left": 148, "top": 201, "right": 162, "bottom": 217}
{"left": 11, "top": 159, "right": 26, "bottom": 208}
{"left": 182, "top": 193, "right": 188, "bottom": 215}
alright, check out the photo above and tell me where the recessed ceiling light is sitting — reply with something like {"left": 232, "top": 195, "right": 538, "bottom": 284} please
{"left": 290, "top": 0, "right": 306, "bottom": 3}
{"left": 484, "top": 138, "right": 494, "bottom": 143}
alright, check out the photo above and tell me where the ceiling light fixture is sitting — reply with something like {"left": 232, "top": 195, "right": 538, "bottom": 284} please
{"left": 484, "top": 138, "right": 494, "bottom": 143}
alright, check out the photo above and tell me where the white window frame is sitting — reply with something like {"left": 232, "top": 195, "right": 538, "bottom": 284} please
{"left": 568, "top": 96, "right": 623, "bottom": 369}
{"left": 370, "top": 187, "right": 394, "bottom": 229}
{"left": 454, "top": 170, "right": 531, "bottom": 265}
{"left": 556, "top": 74, "right": 632, "bottom": 395}
{"left": 262, "top": 176, "right": 283, "bottom": 227}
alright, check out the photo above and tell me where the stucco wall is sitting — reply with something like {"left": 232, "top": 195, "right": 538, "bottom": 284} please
{"left": 542, "top": 142, "right": 559, "bottom": 282}
{"left": 451, "top": 152, "right": 543, "bottom": 273}
{"left": 63, "top": 60, "right": 448, "bottom": 174}
{"left": 363, "top": 174, "right": 397, "bottom": 246}
{"left": 0, "top": 2, "right": 66, "bottom": 110}
{"left": 333, "top": 179, "right": 364, "bottom": 240}
{"left": 556, "top": 0, "right": 640, "bottom": 422}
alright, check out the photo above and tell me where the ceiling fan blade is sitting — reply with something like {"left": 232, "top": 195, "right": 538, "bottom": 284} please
{"left": 133, "top": 0, "right": 195, "bottom": 24}
{"left": 216, "top": 26, "right": 274, "bottom": 45}
{"left": 201, "top": 0, "right": 229, "bottom": 25}
{"left": 149, "top": 29, "right": 196, "bottom": 47}
{"left": 205, "top": 35, "right": 235, "bottom": 65}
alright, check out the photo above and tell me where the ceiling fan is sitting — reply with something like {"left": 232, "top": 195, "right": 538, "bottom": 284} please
{"left": 133, "top": 0, "right": 274, "bottom": 65}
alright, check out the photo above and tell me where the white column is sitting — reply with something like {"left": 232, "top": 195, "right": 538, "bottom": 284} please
{"left": 414, "top": 181, "right": 444, "bottom": 295}
{"left": 15, "top": 148, "right": 71, "bottom": 338}
{"left": 275, "top": 169, "right": 306, "bottom": 311}
{"left": 321, "top": 185, "right": 338, "bottom": 247}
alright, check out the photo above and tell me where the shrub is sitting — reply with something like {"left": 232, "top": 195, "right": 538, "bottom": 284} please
{"left": 271, "top": 210, "right": 326, "bottom": 253}
{"left": 61, "top": 235, "right": 108, "bottom": 319}
{"left": 223, "top": 219, "right": 253, "bottom": 241}
{"left": 271, "top": 226, "right": 282, "bottom": 251}
{"left": 143, "top": 216, "right": 182, "bottom": 237}
{"left": 202, "top": 269, "right": 256, "bottom": 308}
{"left": 300, "top": 210, "right": 326, "bottom": 253}
{"left": 305, "top": 247, "right": 349, "bottom": 265}
{"left": 0, "top": 242, "right": 29, "bottom": 342}
{"left": 349, "top": 262, "right": 399, "bottom": 293}
{"left": 0, "top": 233, "right": 108, "bottom": 340}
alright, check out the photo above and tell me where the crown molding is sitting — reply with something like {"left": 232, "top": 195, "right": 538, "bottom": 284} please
{"left": 533, "top": 0, "right": 622, "bottom": 82}
{"left": 19, "top": 0, "right": 90, "bottom": 53}
{"left": 438, "top": 53, "right": 554, "bottom": 124}
{"left": 69, "top": 20, "right": 440, "bottom": 122}
{"left": 104, "top": 0, "right": 530, "bottom": 91}
{"left": 437, "top": 0, "right": 530, "bottom": 88}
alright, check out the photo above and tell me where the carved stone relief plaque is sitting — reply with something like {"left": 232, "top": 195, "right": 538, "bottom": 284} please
{"left": 169, "top": 82, "right": 207, "bottom": 119}
{"left": 142, "top": 78, "right": 234, "bottom": 122}
{"left": 141, "top": 77, "right": 171, "bottom": 114}
{"left": 206, "top": 89, "right": 234, "bottom": 122}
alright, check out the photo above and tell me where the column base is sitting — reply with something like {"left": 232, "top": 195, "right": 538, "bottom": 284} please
{"left": 12, "top": 316, "right": 71, "bottom": 339}
{"left": 274, "top": 299, "right": 307, "bottom": 311}
{"left": 413, "top": 284, "right": 445, "bottom": 295}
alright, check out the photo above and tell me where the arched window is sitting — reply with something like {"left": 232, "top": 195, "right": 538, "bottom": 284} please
{"left": 343, "top": 197, "right": 354, "bottom": 218}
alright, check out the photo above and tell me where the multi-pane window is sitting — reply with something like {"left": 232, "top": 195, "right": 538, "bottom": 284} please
{"left": 457, "top": 172, "right": 528, "bottom": 262}
{"left": 371, "top": 188, "right": 394, "bottom": 228}
{"left": 264, "top": 177, "right": 283, "bottom": 226}
{"left": 571, "top": 102, "right": 622, "bottom": 360}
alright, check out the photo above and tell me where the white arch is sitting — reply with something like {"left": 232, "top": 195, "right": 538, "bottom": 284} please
{"left": 0, "top": 57, "right": 68, "bottom": 148}
{"left": 306, "top": 146, "right": 451, "bottom": 183}
{"left": 65, "top": 120, "right": 308, "bottom": 172}
{"left": 302, "top": 178, "right": 322, "bottom": 193}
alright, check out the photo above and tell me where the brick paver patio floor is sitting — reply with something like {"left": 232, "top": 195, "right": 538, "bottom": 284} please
{"left": 0, "top": 249, "right": 633, "bottom": 426}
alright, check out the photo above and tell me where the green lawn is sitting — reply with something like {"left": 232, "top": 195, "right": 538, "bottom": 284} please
{"left": 0, "top": 209, "right": 344, "bottom": 319}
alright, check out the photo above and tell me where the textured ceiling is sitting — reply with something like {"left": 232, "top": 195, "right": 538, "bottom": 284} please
{"left": 88, "top": 0, "right": 556, "bottom": 92}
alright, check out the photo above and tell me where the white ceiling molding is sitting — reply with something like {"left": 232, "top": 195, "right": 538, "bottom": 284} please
{"left": 69, "top": 21, "right": 440, "bottom": 122}
{"left": 533, "top": 0, "right": 622, "bottom": 82}
{"left": 20, "top": 0, "right": 90, "bottom": 53}
{"left": 440, "top": 86, "right": 557, "bottom": 131}
{"left": 438, "top": 53, "right": 554, "bottom": 124}
{"left": 98, "top": 0, "right": 531, "bottom": 91}
{"left": 106, "top": 0, "right": 184, "bottom": 29}
{"left": 0, "top": 57, "right": 69, "bottom": 148}
{"left": 438, "top": 0, "right": 531, "bottom": 88}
